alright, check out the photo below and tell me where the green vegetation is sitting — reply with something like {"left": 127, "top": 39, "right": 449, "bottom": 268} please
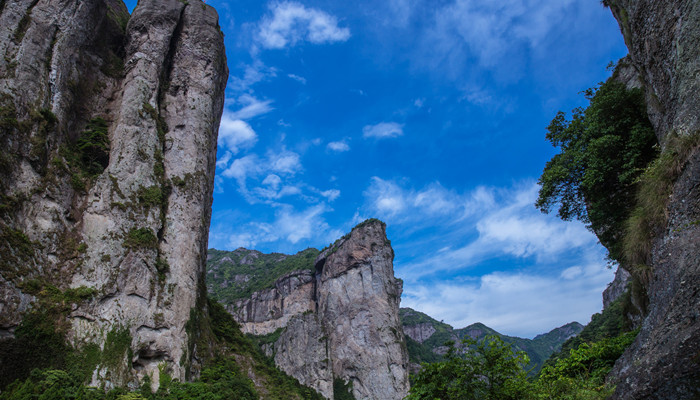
{"left": 207, "top": 247, "right": 319, "bottom": 302}
{"left": 124, "top": 228, "right": 158, "bottom": 250}
{"left": 533, "top": 331, "right": 637, "bottom": 400}
{"left": 407, "top": 331, "right": 635, "bottom": 400}
{"left": 407, "top": 336, "right": 531, "bottom": 400}
{"left": 333, "top": 378, "right": 356, "bottom": 400}
{"left": 399, "top": 308, "right": 581, "bottom": 373}
{"left": 536, "top": 76, "right": 657, "bottom": 263}
{"left": 622, "top": 132, "right": 700, "bottom": 285}
{"left": 544, "top": 293, "right": 634, "bottom": 369}
{"left": 137, "top": 185, "right": 164, "bottom": 208}
{"left": 1, "top": 298, "right": 326, "bottom": 399}
{"left": 56, "top": 117, "right": 110, "bottom": 191}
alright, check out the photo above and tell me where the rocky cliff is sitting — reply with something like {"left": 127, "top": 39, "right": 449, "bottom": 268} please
{"left": 604, "top": 1, "right": 700, "bottom": 398}
{"left": 213, "top": 219, "right": 410, "bottom": 400}
{"left": 0, "top": 0, "right": 227, "bottom": 389}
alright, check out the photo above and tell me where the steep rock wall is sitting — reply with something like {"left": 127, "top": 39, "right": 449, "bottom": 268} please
{"left": 229, "top": 220, "right": 410, "bottom": 400}
{"left": 0, "top": 0, "right": 226, "bottom": 389}
{"left": 605, "top": 1, "right": 700, "bottom": 398}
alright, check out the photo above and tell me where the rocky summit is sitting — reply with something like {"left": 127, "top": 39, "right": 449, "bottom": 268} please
{"left": 0, "top": 0, "right": 227, "bottom": 389}
{"left": 210, "top": 219, "right": 410, "bottom": 400}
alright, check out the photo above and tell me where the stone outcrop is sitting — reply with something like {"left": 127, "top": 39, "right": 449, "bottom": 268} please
{"left": 229, "top": 269, "right": 316, "bottom": 335}
{"left": 228, "top": 220, "right": 410, "bottom": 400}
{"left": 0, "top": 0, "right": 226, "bottom": 389}
{"left": 602, "top": 267, "right": 631, "bottom": 309}
{"left": 403, "top": 322, "right": 436, "bottom": 344}
{"left": 604, "top": 1, "right": 700, "bottom": 398}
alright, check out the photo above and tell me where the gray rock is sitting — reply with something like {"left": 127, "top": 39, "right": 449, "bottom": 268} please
{"left": 605, "top": 1, "right": 700, "bottom": 398}
{"left": 231, "top": 220, "right": 410, "bottom": 400}
{"left": 602, "top": 266, "right": 631, "bottom": 309}
{"left": 403, "top": 323, "right": 437, "bottom": 343}
{"left": 0, "top": 0, "right": 226, "bottom": 389}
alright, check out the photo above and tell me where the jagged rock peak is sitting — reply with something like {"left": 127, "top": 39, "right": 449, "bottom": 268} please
{"left": 216, "top": 218, "right": 410, "bottom": 400}
{"left": 0, "top": 0, "right": 227, "bottom": 390}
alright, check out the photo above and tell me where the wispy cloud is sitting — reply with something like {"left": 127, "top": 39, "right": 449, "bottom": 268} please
{"left": 327, "top": 140, "right": 351, "bottom": 152}
{"left": 258, "top": 1, "right": 351, "bottom": 49}
{"left": 362, "top": 122, "right": 404, "bottom": 139}
{"left": 288, "top": 74, "right": 307, "bottom": 84}
{"left": 228, "top": 94, "right": 274, "bottom": 120}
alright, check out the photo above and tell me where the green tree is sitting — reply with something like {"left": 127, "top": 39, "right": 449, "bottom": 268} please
{"left": 406, "top": 335, "right": 531, "bottom": 400}
{"left": 536, "top": 78, "right": 657, "bottom": 262}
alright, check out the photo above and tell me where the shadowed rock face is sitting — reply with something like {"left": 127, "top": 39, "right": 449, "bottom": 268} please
{"left": 0, "top": 0, "right": 226, "bottom": 388}
{"left": 605, "top": 1, "right": 700, "bottom": 398}
{"left": 229, "top": 220, "right": 410, "bottom": 400}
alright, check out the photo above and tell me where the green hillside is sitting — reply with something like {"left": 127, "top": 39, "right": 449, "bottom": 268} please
{"left": 400, "top": 308, "right": 583, "bottom": 374}
{"left": 207, "top": 248, "right": 319, "bottom": 303}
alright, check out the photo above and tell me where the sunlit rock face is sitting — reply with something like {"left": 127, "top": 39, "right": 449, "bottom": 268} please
{"left": 605, "top": 1, "right": 700, "bottom": 398}
{"left": 0, "top": 0, "right": 226, "bottom": 388}
{"left": 229, "top": 220, "right": 410, "bottom": 400}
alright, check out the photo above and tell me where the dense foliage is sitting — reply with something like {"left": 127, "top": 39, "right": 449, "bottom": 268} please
{"left": 407, "top": 332, "right": 636, "bottom": 400}
{"left": 206, "top": 247, "right": 319, "bottom": 302}
{"left": 406, "top": 336, "right": 531, "bottom": 400}
{"left": 536, "top": 76, "right": 657, "bottom": 262}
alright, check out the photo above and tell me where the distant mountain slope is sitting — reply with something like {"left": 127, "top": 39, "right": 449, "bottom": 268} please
{"left": 400, "top": 307, "right": 583, "bottom": 374}
{"left": 207, "top": 247, "right": 319, "bottom": 303}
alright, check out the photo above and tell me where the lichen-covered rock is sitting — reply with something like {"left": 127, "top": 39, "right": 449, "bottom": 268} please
{"left": 0, "top": 0, "right": 226, "bottom": 389}
{"left": 229, "top": 220, "right": 410, "bottom": 400}
{"left": 605, "top": 1, "right": 700, "bottom": 398}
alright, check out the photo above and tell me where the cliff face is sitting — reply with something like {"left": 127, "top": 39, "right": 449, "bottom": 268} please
{"left": 605, "top": 1, "right": 700, "bottom": 398}
{"left": 0, "top": 0, "right": 226, "bottom": 389}
{"left": 227, "top": 220, "right": 410, "bottom": 400}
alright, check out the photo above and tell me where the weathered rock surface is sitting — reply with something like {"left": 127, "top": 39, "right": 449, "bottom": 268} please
{"left": 230, "top": 270, "right": 316, "bottom": 335}
{"left": 403, "top": 322, "right": 437, "bottom": 344}
{"left": 605, "top": 1, "right": 700, "bottom": 398}
{"left": 228, "top": 220, "right": 410, "bottom": 400}
{"left": 0, "top": 0, "right": 226, "bottom": 389}
{"left": 602, "top": 267, "right": 631, "bottom": 309}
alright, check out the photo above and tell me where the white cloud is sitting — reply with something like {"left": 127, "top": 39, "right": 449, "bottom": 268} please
{"left": 327, "top": 140, "right": 350, "bottom": 152}
{"left": 363, "top": 179, "right": 600, "bottom": 281}
{"left": 229, "top": 94, "right": 274, "bottom": 120}
{"left": 258, "top": 2, "right": 351, "bottom": 49}
{"left": 401, "top": 261, "right": 613, "bottom": 338}
{"left": 362, "top": 122, "right": 404, "bottom": 139}
{"left": 288, "top": 74, "right": 307, "bottom": 84}
{"left": 321, "top": 189, "right": 341, "bottom": 202}
{"left": 218, "top": 115, "right": 258, "bottom": 154}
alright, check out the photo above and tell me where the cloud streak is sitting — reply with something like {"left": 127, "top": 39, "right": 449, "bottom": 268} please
{"left": 362, "top": 122, "right": 404, "bottom": 139}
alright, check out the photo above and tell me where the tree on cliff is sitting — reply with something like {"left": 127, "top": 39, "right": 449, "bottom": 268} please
{"left": 535, "top": 77, "right": 657, "bottom": 262}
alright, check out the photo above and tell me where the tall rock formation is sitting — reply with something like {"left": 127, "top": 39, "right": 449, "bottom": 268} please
{"left": 0, "top": 0, "right": 227, "bottom": 389}
{"left": 224, "top": 220, "right": 410, "bottom": 400}
{"left": 604, "top": 1, "right": 700, "bottom": 398}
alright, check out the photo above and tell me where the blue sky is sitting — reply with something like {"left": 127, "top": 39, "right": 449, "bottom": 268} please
{"left": 125, "top": 0, "right": 627, "bottom": 338}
